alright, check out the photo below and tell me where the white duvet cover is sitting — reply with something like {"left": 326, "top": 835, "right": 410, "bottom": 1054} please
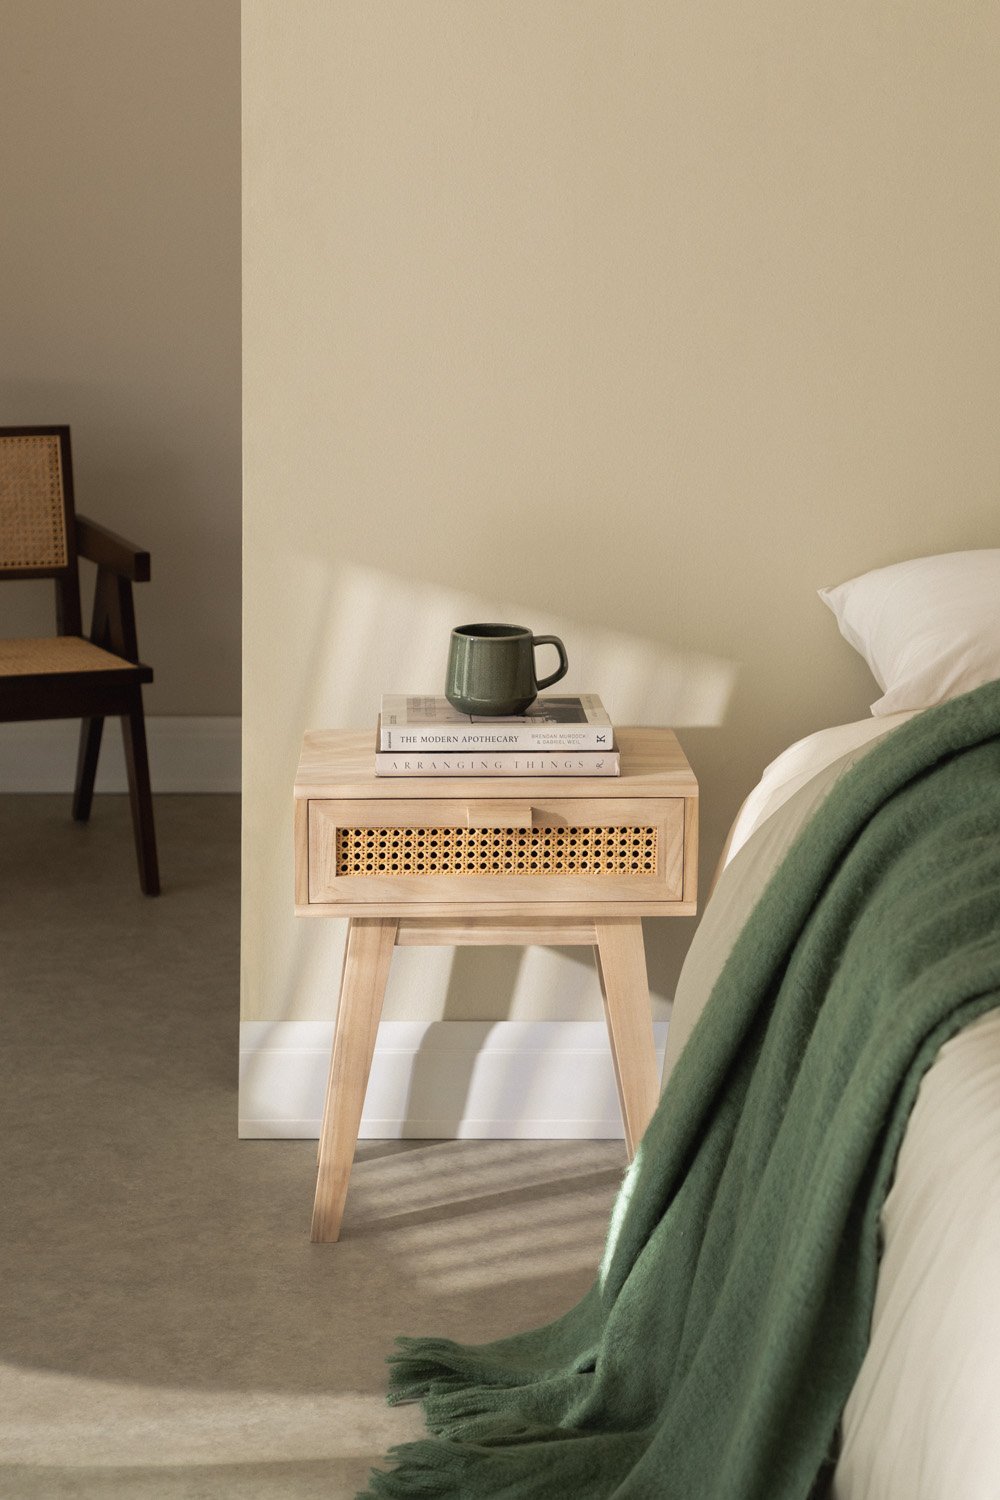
{"left": 663, "top": 714, "right": 1000, "bottom": 1500}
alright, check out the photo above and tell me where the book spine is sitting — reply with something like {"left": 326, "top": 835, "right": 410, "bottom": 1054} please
{"left": 379, "top": 726, "right": 614, "bottom": 752}
{"left": 374, "top": 751, "right": 620, "bottom": 777}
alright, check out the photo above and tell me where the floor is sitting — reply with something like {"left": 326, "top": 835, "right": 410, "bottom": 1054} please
{"left": 0, "top": 795, "right": 627, "bottom": 1498}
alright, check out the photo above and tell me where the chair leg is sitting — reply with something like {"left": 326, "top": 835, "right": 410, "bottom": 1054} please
{"left": 72, "top": 717, "right": 105, "bottom": 822}
{"left": 121, "top": 694, "right": 160, "bottom": 896}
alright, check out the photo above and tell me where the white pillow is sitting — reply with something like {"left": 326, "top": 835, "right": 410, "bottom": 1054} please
{"left": 819, "top": 550, "right": 1000, "bottom": 715}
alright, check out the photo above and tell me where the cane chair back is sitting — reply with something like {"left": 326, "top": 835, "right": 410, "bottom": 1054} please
{"left": 0, "top": 426, "right": 82, "bottom": 634}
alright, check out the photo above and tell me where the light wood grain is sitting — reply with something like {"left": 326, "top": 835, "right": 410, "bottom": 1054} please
{"left": 297, "top": 897, "right": 698, "bottom": 919}
{"left": 293, "top": 798, "right": 310, "bottom": 908}
{"left": 682, "top": 792, "right": 700, "bottom": 907}
{"left": 466, "top": 800, "right": 533, "bottom": 827}
{"left": 594, "top": 918, "right": 660, "bottom": 1158}
{"left": 395, "top": 917, "right": 598, "bottom": 946}
{"left": 316, "top": 926, "right": 353, "bottom": 1163}
{"left": 307, "top": 795, "right": 677, "bottom": 830}
{"left": 311, "top": 917, "right": 398, "bottom": 1242}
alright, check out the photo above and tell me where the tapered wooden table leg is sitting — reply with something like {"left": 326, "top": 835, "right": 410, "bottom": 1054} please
{"left": 318, "top": 931, "right": 351, "bottom": 1165}
{"left": 311, "top": 917, "right": 398, "bottom": 1241}
{"left": 594, "top": 918, "right": 660, "bottom": 1159}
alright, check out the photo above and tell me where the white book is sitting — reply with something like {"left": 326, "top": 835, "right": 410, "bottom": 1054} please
{"left": 379, "top": 693, "right": 613, "bottom": 752}
{"left": 375, "top": 749, "right": 620, "bottom": 778}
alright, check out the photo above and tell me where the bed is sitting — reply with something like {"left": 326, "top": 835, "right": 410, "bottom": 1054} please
{"left": 665, "top": 706, "right": 1000, "bottom": 1499}
{"left": 662, "top": 546, "right": 1000, "bottom": 1498}
{"left": 365, "top": 549, "right": 1000, "bottom": 1500}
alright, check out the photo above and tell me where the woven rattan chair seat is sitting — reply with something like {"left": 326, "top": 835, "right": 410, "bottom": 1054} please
{"left": 0, "top": 636, "right": 136, "bottom": 677}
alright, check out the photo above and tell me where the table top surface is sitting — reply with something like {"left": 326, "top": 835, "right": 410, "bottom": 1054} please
{"left": 294, "top": 725, "right": 698, "bottom": 800}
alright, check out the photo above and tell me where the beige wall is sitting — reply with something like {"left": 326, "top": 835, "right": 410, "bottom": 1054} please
{"left": 1, "top": 0, "right": 241, "bottom": 716}
{"left": 243, "top": 0, "right": 999, "bottom": 1025}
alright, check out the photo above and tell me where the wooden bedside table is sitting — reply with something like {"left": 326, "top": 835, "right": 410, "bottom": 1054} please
{"left": 294, "top": 726, "right": 698, "bottom": 1240}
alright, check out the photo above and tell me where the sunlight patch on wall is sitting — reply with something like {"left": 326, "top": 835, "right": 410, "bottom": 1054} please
{"left": 296, "top": 558, "right": 737, "bottom": 730}
{"left": 242, "top": 556, "right": 734, "bottom": 1029}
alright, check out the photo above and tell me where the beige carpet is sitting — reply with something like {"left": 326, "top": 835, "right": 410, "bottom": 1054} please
{"left": 0, "top": 795, "right": 627, "bottom": 1498}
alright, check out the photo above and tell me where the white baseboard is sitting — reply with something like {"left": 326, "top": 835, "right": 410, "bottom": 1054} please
{"left": 0, "top": 716, "right": 240, "bottom": 793}
{"left": 239, "top": 1019, "right": 669, "bottom": 1139}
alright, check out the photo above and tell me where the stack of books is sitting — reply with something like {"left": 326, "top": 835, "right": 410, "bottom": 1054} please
{"left": 375, "top": 693, "right": 619, "bottom": 777}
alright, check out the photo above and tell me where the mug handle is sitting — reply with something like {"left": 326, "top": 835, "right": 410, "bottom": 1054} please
{"left": 532, "top": 635, "right": 569, "bottom": 692}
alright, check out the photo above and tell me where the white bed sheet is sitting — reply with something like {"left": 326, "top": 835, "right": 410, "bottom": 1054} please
{"left": 833, "top": 1007, "right": 1000, "bottom": 1500}
{"left": 723, "top": 712, "right": 918, "bottom": 867}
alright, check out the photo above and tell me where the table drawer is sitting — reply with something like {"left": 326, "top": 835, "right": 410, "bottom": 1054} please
{"left": 304, "top": 796, "right": 687, "bottom": 907}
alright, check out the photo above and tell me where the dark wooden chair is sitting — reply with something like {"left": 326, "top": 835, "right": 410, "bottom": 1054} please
{"left": 0, "top": 426, "right": 160, "bottom": 894}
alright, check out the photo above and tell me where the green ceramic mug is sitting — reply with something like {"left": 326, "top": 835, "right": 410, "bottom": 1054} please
{"left": 445, "top": 623, "right": 569, "bottom": 716}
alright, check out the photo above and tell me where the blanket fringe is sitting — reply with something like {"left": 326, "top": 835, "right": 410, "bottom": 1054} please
{"left": 387, "top": 1357, "right": 525, "bottom": 1444}
{"left": 386, "top": 1365, "right": 469, "bottom": 1407}
{"left": 360, "top": 1440, "right": 475, "bottom": 1498}
{"left": 385, "top": 1336, "right": 468, "bottom": 1405}
{"left": 385, "top": 1333, "right": 539, "bottom": 1407}
{"left": 423, "top": 1385, "right": 514, "bottom": 1440}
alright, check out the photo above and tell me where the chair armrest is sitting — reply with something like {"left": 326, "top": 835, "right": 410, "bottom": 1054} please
{"left": 76, "top": 515, "right": 151, "bottom": 582}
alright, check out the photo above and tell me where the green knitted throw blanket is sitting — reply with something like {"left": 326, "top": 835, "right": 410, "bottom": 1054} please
{"left": 363, "top": 680, "right": 1000, "bottom": 1500}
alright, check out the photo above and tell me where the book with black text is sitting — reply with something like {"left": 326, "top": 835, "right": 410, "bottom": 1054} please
{"left": 378, "top": 693, "right": 613, "bottom": 752}
{"left": 374, "top": 748, "right": 620, "bottom": 777}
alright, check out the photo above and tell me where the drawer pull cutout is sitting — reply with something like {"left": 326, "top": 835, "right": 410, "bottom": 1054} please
{"left": 335, "top": 825, "right": 658, "bottom": 877}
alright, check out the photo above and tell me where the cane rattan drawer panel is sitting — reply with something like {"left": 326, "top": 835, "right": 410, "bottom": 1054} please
{"left": 336, "top": 822, "right": 658, "bottom": 877}
{"left": 306, "top": 797, "right": 685, "bottom": 907}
